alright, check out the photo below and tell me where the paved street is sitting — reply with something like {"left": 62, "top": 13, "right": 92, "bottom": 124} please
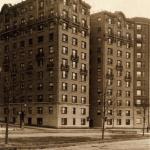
{"left": 46, "top": 139, "right": 150, "bottom": 150}
{"left": 0, "top": 126, "right": 149, "bottom": 149}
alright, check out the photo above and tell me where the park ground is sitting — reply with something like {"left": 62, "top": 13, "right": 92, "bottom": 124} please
{"left": 0, "top": 125, "right": 149, "bottom": 149}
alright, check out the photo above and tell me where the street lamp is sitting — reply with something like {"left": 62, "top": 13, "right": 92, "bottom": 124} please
{"left": 19, "top": 103, "right": 27, "bottom": 128}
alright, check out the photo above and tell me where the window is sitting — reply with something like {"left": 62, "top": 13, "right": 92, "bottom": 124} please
{"left": 107, "top": 58, "right": 113, "bottom": 65}
{"left": 72, "top": 108, "right": 76, "bottom": 114}
{"left": 63, "top": 0, "right": 68, "bottom": 5}
{"left": 81, "top": 85, "right": 86, "bottom": 93}
{"left": 62, "top": 59, "right": 68, "bottom": 66}
{"left": 126, "top": 62, "right": 130, "bottom": 69}
{"left": 72, "top": 84, "right": 77, "bottom": 92}
{"left": 62, "top": 46, "right": 68, "bottom": 54}
{"left": 81, "top": 31, "right": 86, "bottom": 37}
{"left": 117, "top": 119, "right": 121, "bottom": 125}
{"left": 81, "top": 108, "right": 86, "bottom": 115}
{"left": 117, "top": 80, "right": 122, "bottom": 87}
{"left": 117, "top": 21, "right": 121, "bottom": 27}
{"left": 62, "top": 95, "right": 67, "bottom": 102}
{"left": 20, "top": 41, "right": 25, "bottom": 47}
{"left": 62, "top": 23, "right": 68, "bottom": 30}
{"left": 61, "top": 118, "right": 67, "bottom": 125}
{"left": 73, "top": 3, "right": 77, "bottom": 12}
{"left": 126, "top": 119, "right": 130, "bottom": 125}
{"left": 49, "top": 46, "right": 54, "bottom": 54}
{"left": 37, "top": 107, "right": 43, "bottom": 114}
{"left": 81, "top": 8, "right": 86, "bottom": 15}
{"left": 62, "top": 82, "right": 68, "bottom": 91}
{"left": 107, "top": 110, "right": 112, "bottom": 115}
{"left": 81, "top": 41, "right": 86, "bottom": 49}
{"left": 81, "top": 97, "right": 86, "bottom": 104}
{"left": 126, "top": 100, "right": 130, "bottom": 106}
{"left": 29, "top": 5, "right": 33, "bottom": 11}
{"left": 62, "top": 34, "right": 68, "bottom": 42}
{"left": 49, "top": 106, "right": 53, "bottom": 114}
{"left": 116, "top": 90, "right": 122, "bottom": 97}
{"left": 72, "top": 15, "right": 77, "bottom": 23}
{"left": 108, "top": 28, "right": 112, "bottom": 35}
{"left": 39, "top": 0, "right": 44, "bottom": 9}
{"left": 62, "top": 71, "right": 68, "bottom": 79}
{"left": 61, "top": 107, "right": 67, "bottom": 114}
{"left": 81, "top": 75, "right": 86, "bottom": 82}
{"left": 49, "top": 82, "right": 54, "bottom": 90}
{"left": 137, "top": 43, "right": 142, "bottom": 48}
{"left": 137, "top": 34, "right": 142, "bottom": 39}
{"left": 126, "top": 24, "right": 129, "bottom": 30}
{"left": 72, "top": 38, "right": 78, "bottom": 46}
{"left": 72, "top": 72, "right": 77, "bottom": 80}
{"left": 137, "top": 62, "right": 142, "bottom": 68}
{"left": 136, "top": 99, "right": 142, "bottom": 105}
{"left": 137, "top": 53, "right": 142, "bottom": 58}
{"left": 81, "top": 19, "right": 86, "bottom": 27}
{"left": 136, "top": 90, "right": 142, "bottom": 96}
{"left": 126, "top": 33, "right": 130, "bottom": 40}
{"left": 72, "top": 96, "right": 77, "bottom": 103}
{"left": 62, "top": 10, "right": 68, "bottom": 18}
{"left": 107, "top": 48, "right": 113, "bottom": 55}
{"left": 49, "top": 22, "right": 54, "bottom": 29}
{"left": 72, "top": 61, "right": 77, "bottom": 68}
{"left": 28, "top": 107, "right": 32, "bottom": 114}
{"left": 126, "top": 91, "right": 131, "bottom": 97}
{"left": 49, "top": 33, "right": 54, "bottom": 42}
{"left": 126, "top": 110, "right": 130, "bottom": 116}
{"left": 48, "top": 95, "right": 53, "bottom": 102}
{"left": 117, "top": 40, "right": 121, "bottom": 47}
{"left": 37, "top": 71, "right": 43, "bottom": 80}
{"left": 108, "top": 38, "right": 112, "bottom": 44}
{"left": 37, "top": 95, "right": 43, "bottom": 102}
{"left": 117, "top": 100, "right": 122, "bottom": 106}
{"left": 107, "top": 89, "right": 112, "bottom": 96}
{"left": 117, "top": 50, "right": 122, "bottom": 57}
{"left": 126, "top": 43, "right": 130, "bottom": 49}
{"left": 38, "top": 24, "right": 44, "bottom": 31}
{"left": 117, "top": 110, "right": 122, "bottom": 116}
{"left": 126, "top": 52, "right": 131, "bottom": 59}
{"left": 136, "top": 119, "right": 142, "bottom": 124}
{"left": 73, "top": 118, "right": 76, "bottom": 125}
{"left": 29, "top": 38, "right": 33, "bottom": 45}
{"left": 107, "top": 99, "right": 112, "bottom": 106}
{"left": 107, "top": 119, "right": 112, "bottom": 125}
{"left": 38, "top": 36, "right": 44, "bottom": 43}
{"left": 72, "top": 27, "right": 77, "bottom": 34}
{"left": 97, "top": 110, "right": 101, "bottom": 115}
{"left": 108, "top": 18, "right": 112, "bottom": 24}
{"left": 97, "top": 17, "right": 101, "bottom": 22}
{"left": 117, "top": 31, "right": 121, "bottom": 37}
{"left": 81, "top": 52, "right": 86, "bottom": 60}
{"left": 137, "top": 71, "right": 142, "bottom": 78}
{"left": 137, "top": 25, "right": 142, "bottom": 30}
{"left": 126, "top": 81, "right": 130, "bottom": 87}
{"left": 137, "top": 81, "right": 141, "bottom": 87}
{"left": 81, "top": 118, "right": 86, "bottom": 125}
{"left": 39, "top": 12, "right": 44, "bottom": 19}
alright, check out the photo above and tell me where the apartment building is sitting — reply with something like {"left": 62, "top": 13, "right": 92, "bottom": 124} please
{"left": 90, "top": 11, "right": 135, "bottom": 128}
{"left": 0, "top": 0, "right": 90, "bottom": 128}
{"left": 133, "top": 17, "right": 150, "bottom": 129}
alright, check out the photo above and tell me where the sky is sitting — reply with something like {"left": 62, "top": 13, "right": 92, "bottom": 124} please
{"left": 0, "top": 0, "right": 149, "bottom": 18}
